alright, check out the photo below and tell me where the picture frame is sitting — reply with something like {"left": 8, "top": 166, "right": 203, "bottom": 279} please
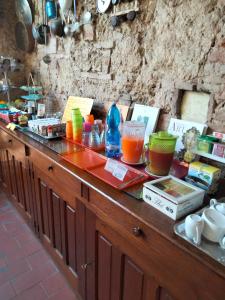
{"left": 131, "top": 104, "right": 160, "bottom": 143}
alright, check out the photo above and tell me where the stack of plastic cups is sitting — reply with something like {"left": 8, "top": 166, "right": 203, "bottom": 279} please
{"left": 71, "top": 108, "right": 83, "bottom": 143}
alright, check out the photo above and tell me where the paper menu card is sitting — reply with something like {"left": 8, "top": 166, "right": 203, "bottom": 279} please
{"left": 167, "top": 118, "right": 207, "bottom": 153}
{"left": 62, "top": 96, "right": 94, "bottom": 123}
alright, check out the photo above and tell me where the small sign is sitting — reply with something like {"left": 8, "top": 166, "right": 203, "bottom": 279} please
{"left": 104, "top": 158, "right": 128, "bottom": 181}
{"left": 105, "top": 158, "right": 118, "bottom": 173}
{"left": 62, "top": 96, "right": 94, "bottom": 123}
{"left": 112, "top": 164, "right": 128, "bottom": 181}
{"left": 6, "top": 123, "right": 16, "bottom": 131}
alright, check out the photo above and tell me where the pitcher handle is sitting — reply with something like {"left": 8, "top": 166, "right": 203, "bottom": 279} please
{"left": 142, "top": 143, "right": 149, "bottom": 164}
{"left": 193, "top": 223, "right": 202, "bottom": 246}
{"left": 219, "top": 235, "right": 225, "bottom": 249}
{"left": 210, "top": 198, "right": 217, "bottom": 207}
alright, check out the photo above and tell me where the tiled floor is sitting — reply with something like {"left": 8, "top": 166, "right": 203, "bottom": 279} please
{"left": 0, "top": 190, "right": 78, "bottom": 300}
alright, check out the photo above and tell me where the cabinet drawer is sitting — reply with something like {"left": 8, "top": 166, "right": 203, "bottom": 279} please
{"left": 0, "top": 131, "right": 25, "bottom": 160}
{"left": 30, "top": 148, "right": 81, "bottom": 206}
{"left": 89, "top": 189, "right": 154, "bottom": 249}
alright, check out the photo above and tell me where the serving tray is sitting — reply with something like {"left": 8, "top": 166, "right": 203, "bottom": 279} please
{"left": 174, "top": 207, "right": 225, "bottom": 266}
{"left": 60, "top": 148, "right": 148, "bottom": 190}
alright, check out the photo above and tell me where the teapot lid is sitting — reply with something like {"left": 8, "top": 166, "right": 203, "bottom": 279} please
{"left": 151, "top": 131, "right": 177, "bottom": 140}
{"left": 215, "top": 203, "right": 225, "bottom": 214}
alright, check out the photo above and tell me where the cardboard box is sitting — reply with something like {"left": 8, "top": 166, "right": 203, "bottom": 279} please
{"left": 213, "top": 131, "right": 225, "bottom": 142}
{"left": 188, "top": 161, "right": 221, "bottom": 194}
{"left": 143, "top": 176, "right": 205, "bottom": 220}
{"left": 212, "top": 143, "right": 225, "bottom": 158}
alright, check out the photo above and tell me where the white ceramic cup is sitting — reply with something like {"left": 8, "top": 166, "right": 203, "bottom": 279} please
{"left": 210, "top": 198, "right": 225, "bottom": 216}
{"left": 202, "top": 208, "right": 225, "bottom": 242}
{"left": 185, "top": 214, "right": 204, "bottom": 245}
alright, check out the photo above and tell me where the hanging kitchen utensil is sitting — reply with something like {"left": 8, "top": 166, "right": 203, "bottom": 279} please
{"left": 97, "top": 0, "right": 111, "bottom": 13}
{"left": 46, "top": 0, "right": 57, "bottom": 19}
{"left": 33, "top": 0, "right": 49, "bottom": 44}
{"left": 15, "top": 21, "right": 34, "bottom": 52}
{"left": 59, "top": 0, "right": 72, "bottom": 14}
{"left": 50, "top": 17, "right": 64, "bottom": 37}
{"left": 50, "top": 1, "right": 64, "bottom": 37}
{"left": 15, "top": 0, "right": 33, "bottom": 25}
{"left": 64, "top": 0, "right": 81, "bottom": 36}
{"left": 67, "top": 0, "right": 92, "bottom": 35}
{"left": 32, "top": 24, "right": 46, "bottom": 44}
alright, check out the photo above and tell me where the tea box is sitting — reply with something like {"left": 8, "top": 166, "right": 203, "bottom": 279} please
{"left": 187, "top": 161, "right": 221, "bottom": 194}
{"left": 212, "top": 143, "right": 225, "bottom": 158}
{"left": 213, "top": 131, "right": 225, "bottom": 142}
{"left": 197, "top": 135, "right": 219, "bottom": 154}
{"left": 143, "top": 176, "right": 205, "bottom": 220}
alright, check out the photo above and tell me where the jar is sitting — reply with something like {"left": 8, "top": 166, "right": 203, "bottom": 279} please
{"left": 148, "top": 131, "right": 177, "bottom": 176}
{"left": 18, "top": 115, "right": 28, "bottom": 127}
{"left": 47, "top": 125, "right": 53, "bottom": 137}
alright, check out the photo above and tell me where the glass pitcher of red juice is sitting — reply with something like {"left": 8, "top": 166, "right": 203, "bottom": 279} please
{"left": 121, "top": 121, "right": 145, "bottom": 164}
{"left": 148, "top": 131, "right": 177, "bottom": 176}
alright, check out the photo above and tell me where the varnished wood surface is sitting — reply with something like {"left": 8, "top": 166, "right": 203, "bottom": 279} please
{"left": 0, "top": 121, "right": 225, "bottom": 282}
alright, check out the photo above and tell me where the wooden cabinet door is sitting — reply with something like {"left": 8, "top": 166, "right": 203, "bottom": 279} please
{"left": 76, "top": 201, "right": 96, "bottom": 300}
{"left": 35, "top": 172, "right": 78, "bottom": 275}
{"left": 0, "top": 149, "right": 11, "bottom": 192}
{"left": 23, "top": 159, "right": 39, "bottom": 233}
{"left": 94, "top": 222, "right": 176, "bottom": 300}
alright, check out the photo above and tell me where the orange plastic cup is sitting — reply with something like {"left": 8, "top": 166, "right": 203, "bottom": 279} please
{"left": 85, "top": 114, "right": 94, "bottom": 125}
{"left": 73, "top": 128, "right": 82, "bottom": 143}
{"left": 66, "top": 120, "right": 73, "bottom": 139}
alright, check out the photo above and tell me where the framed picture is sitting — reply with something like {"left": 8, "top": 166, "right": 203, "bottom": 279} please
{"left": 167, "top": 118, "right": 207, "bottom": 161}
{"left": 131, "top": 104, "right": 160, "bottom": 143}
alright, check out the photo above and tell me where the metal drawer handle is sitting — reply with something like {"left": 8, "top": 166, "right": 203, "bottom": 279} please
{"left": 48, "top": 165, "right": 53, "bottom": 172}
{"left": 132, "top": 227, "right": 143, "bottom": 237}
{"left": 81, "top": 262, "right": 92, "bottom": 270}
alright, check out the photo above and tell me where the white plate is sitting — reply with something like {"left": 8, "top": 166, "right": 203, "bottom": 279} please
{"left": 121, "top": 156, "right": 145, "bottom": 166}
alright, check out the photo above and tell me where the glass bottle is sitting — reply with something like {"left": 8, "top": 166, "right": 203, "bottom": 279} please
{"left": 105, "top": 102, "right": 121, "bottom": 158}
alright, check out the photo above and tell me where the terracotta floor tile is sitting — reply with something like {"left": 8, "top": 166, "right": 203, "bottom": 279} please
{"left": 0, "top": 282, "right": 15, "bottom": 300}
{"left": 14, "top": 231, "right": 36, "bottom": 246}
{"left": 41, "top": 272, "right": 68, "bottom": 297}
{"left": 27, "top": 249, "right": 51, "bottom": 270}
{"left": 20, "top": 239, "right": 42, "bottom": 257}
{"left": 0, "top": 259, "right": 31, "bottom": 286}
{"left": 0, "top": 191, "right": 77, "bottom": 300}
{"left": 48, "top": 287, "right": 78, "bottom": 300}
{"left": 11, "top": 261, "right": 57, "bottom": 295}
{"left": 11, "top": 284, "right": 48, "bottom": 300}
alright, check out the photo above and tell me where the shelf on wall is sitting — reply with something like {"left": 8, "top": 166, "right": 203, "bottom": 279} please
{"left": 194, "top": 150, "right": 225, "bottom": 164}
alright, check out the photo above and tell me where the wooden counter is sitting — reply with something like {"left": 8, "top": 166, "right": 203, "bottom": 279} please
{"left": 0, "top": 121, "right": 225, "bottom": 300}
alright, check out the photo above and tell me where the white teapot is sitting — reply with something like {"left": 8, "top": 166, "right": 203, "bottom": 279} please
{"left": 210, "top": 199, "right": 225, "bottom": 216}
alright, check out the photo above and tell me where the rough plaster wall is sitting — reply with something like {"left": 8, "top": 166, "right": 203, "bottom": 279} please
{"left": 0, "top": 1, "right": 27, "bottom": 97}
{"left": 10, "top": 0, "right": 225, "bottom": 131}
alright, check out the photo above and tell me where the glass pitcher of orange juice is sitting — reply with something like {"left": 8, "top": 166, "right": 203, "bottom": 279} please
{"left": 121, "top": 121, "right": 145, "bottom": 164}
{"left": 148, "top": 131, "right": 177, "bottom": 176}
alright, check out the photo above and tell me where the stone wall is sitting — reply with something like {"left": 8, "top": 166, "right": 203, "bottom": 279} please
{"left": 0, "top": 1, "right": 27, "bottom": 98}
{"left": 3, "top": 0, "right": 225, "bottom": 131}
